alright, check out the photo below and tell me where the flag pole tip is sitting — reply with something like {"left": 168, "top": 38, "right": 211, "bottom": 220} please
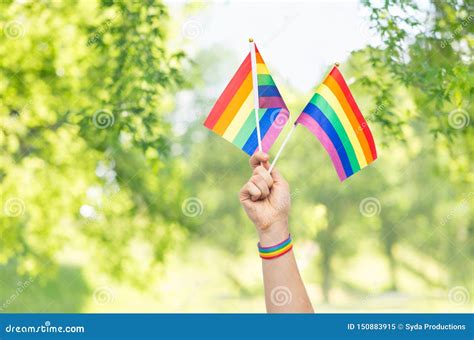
{"left": 335, "top": 62, "right": 340, "bottom": 67}
{"left": 248, "top": 38, "right": 254, "bottom": 42}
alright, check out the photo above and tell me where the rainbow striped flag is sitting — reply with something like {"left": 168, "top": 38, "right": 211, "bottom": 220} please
{"left": 204, "top": 45, "right": 289, "bottom": 155}
{"left": 296, "top": 66, "right": 377, "bottom": 181}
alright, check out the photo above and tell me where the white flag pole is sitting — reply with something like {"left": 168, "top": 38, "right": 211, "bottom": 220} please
{"left": 249, "top": 38, "right": 262, "bottom": 152}
{"left": 268, "top": 62, "right": 340, "bottom": 172}
{"left": 269, "top": 123, "right": 296, "bottom": 172}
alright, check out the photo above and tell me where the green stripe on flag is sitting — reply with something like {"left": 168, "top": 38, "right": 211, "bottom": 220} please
{"left": 258, "top": 74, "right": 275, "bottom": 86}
{"left": 310, "top": 94, "right": 361, "bottom": 172}
{"left": 232, "top": 109, "right": 266, "bottom": 149}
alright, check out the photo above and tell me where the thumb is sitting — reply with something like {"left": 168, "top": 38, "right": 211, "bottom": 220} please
{"left": 249, "top": 151, "right": 270, "bottom": 169}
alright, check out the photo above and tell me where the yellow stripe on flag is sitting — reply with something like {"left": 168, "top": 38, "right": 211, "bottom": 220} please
{"left": 316, "top": 84, "right": 367, "bottom": 167}
{"left": 213, "top": 72, "right": 252, "bottom": 135}
{"left": 222, "top": 91, "right": 254, "bottom": 141}
{"left": 257, "top": 63, "right": 269, "bottom": 75}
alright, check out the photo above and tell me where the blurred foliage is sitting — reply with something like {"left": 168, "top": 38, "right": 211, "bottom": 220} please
{"left": 361, "top": 0, "right": 472, "bottom": 144}
{"left": 0, "top": 0, "right": 472, "bottom": 312}
{"left": 0, "top": 0, "right": 191, "bottom": 286}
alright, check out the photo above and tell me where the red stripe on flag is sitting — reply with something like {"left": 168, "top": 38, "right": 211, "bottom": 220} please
{"left": 329, "top": 67, "right": 377, "bottom": 160}
{"left": 204, "top": 54, "right": 251, "bottom": 129}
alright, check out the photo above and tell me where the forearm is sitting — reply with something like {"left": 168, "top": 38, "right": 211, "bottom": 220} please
{"left": 258, "top": 221, "right": 314, "bottom": 313}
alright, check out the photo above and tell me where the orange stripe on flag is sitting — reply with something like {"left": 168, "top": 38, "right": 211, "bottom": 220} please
{"left": 213, "top": 72, "right": 253, "bottom": 135}
{"left": 324, "top": 75, "right": 374, "bottom": 163}
{"left": 330, "top": 67, "right": 377, "bottom": 161}
{"left": 204, "top": 55, "right": 251, "bottom": 129}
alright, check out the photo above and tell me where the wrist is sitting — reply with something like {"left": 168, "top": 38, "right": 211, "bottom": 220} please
{"left": 257, "top": 220, "right": 289, "bottom": 247}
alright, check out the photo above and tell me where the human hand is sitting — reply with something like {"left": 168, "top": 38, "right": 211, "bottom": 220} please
{"left": 239, "top": 152, "right": 290, "bottom": 246}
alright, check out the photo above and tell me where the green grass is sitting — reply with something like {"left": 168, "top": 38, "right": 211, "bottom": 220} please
{"left": 0, "top": 263, "right": 89, "bottom": 313}
{"left": 0, "top": 240, "right": 471, "bottom": 313}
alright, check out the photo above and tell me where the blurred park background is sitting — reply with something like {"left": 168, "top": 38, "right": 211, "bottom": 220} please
{"left": 0, "top": 0, "right": 472, "bottom": 313}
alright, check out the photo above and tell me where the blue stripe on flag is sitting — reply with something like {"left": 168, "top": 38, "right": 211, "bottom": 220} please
{"left": 303, "top": 103, "right": 354, "bottom": 177}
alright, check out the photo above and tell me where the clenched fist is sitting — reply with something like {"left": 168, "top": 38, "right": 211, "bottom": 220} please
{"left": 239, "top": 152, "right": 290, "bottom": 246}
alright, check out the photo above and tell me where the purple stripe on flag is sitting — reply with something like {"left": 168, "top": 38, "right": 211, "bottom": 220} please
{"left": 261, "top": 109, "right": 289, "bottom": 153}
{"left": 259, "top": 96, "right": 287, "bottom": 109}
{"left": 297, "top": 113, "right": 347, "bottom": 181}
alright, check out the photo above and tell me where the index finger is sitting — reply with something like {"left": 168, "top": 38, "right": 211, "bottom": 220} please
{"left": 249, "top": 151, "right": 270, "bottom": 170}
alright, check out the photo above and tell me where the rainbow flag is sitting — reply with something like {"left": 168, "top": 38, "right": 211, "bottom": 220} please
{"left": 296, "top": 66, "right": 377, "bottom": 181}
{"left": 204, "top": 44, "right": 289, "bottom": 155}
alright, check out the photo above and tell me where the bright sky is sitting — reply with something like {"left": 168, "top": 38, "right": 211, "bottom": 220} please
{"left": 165, "top": 0, "right": 384, "bottom": 136}
{"left": 169, "top": 0, "right": 380, "bottom": 92}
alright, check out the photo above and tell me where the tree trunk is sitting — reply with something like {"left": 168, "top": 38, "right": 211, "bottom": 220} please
{"left": 388, "top": 246, "right": 397, "bottom": 291}
{"left": 385, "top": 238, "right": 397, "bottom": 291}
{"left": 321, "top": 251, "right": 331, "bottom": 303}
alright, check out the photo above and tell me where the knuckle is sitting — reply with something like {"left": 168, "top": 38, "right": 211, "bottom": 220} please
{"left": 256, "top": 168, "right": 267, "bottom": 179}
{"left": 262, "top": 174, "right": 273, "bottom": 185}
{"left": 266, "top": 173, "right": 274, "bottom": 183}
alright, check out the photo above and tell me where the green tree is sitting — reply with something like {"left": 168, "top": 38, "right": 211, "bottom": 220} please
{"left": 0, "top": 0, "right": 189, "bottom": 285}
{"left": 362, "top": 0, "right": 472, "bottom": 140}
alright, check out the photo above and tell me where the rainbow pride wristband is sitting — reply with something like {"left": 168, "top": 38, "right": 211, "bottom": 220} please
{"left": 258, "top": 234, "right": 293, "bottom": 260}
